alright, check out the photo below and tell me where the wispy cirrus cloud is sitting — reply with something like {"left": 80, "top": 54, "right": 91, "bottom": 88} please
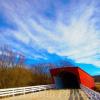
{"left": 0, "top": 0, "right": 100, "bottom": 70}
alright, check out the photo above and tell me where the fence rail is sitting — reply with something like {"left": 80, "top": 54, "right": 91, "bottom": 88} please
{"left": 80, "top": 84, "right": 100, "bottom": 100}
{"left": 0, "top": 84, "right": 55, "bottom": 97}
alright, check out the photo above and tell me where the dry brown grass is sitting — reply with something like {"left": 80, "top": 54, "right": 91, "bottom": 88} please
{"left": 94, "top": 82, "right": 100, "bottom": 92}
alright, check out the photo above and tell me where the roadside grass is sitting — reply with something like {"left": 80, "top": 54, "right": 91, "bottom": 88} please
{"left": 94, "top": 82, "right": 100, "bottom": 93}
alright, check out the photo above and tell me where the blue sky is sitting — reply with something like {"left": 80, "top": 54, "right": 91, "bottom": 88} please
{"left": 0, "top": 0, "right": 100, "bottom": 75}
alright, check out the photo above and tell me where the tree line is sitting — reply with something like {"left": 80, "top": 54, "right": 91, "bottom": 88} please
{"left": 0, "top": 45, "right": 53, "bottom": 89}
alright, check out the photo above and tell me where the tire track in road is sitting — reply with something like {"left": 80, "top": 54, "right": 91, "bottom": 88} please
{"left": 68, "top": 89, "right": 86, "bottom": 100}
{"left": 79, "top": 90, "right": 89, "bottom": 100}
{"left": 77, "top": 89, "right": 84, "bottom": 100}
{"left": 68, "top": 89, "right": 73, "bottom": 100}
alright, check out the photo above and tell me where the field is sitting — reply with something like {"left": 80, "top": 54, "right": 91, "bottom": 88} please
{"left": 94, "top": 82, "right": 100, "bottom": 92}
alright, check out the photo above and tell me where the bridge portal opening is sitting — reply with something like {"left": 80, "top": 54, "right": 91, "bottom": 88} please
{"left": 54, "top": 71, "right": 80, "bottom": 89}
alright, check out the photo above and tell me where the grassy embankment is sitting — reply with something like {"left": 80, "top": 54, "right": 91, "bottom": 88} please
{"left": 94, "top": 82, "right": 100, "bottom": 93}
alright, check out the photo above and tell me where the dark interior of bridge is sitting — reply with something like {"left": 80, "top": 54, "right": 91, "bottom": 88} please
{"left": 58, "top": 71, "right": 80, "bottom": 89}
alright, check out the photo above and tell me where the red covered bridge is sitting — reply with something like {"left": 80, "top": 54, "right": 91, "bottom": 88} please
{"left": 50, "top": 67, "right": 95, "bottom": 89}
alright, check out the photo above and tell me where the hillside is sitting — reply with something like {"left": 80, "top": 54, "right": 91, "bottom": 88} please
{"left": 93, "top": 75, "right": 100, "bottom": 82}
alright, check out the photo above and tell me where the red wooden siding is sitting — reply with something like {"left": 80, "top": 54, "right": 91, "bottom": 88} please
{"left": 50, "top": 67, "right": 95, "bottom": 89}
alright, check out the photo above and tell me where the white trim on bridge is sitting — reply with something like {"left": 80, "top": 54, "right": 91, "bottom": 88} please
{"left": 80, "top": 84, "right": 100, "bottom": 100}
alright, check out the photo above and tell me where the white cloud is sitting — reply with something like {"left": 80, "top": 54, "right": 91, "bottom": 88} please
{"left": 0, "top": 0, "right": 100, "bottom": 67}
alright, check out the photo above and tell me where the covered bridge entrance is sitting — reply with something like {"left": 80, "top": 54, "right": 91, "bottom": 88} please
{"left": 50, "top": 67, "right": 95, "bottom": 89}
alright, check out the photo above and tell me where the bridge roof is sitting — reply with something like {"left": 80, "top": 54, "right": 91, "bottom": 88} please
{"left": 50, "top": 66, "right": 93, "bottom": 78}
